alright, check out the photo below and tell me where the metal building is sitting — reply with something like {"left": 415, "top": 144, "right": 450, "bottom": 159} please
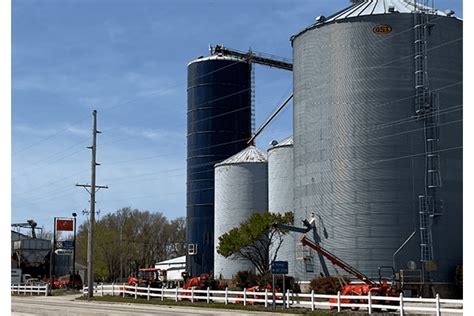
{"left": 291, "top": 0, "right": 462, "bottom": 283}
{"left": 187, "top": 55, "right": 252, "bottom": 276}
{"left": 268, "top": 136, "right": 297, "bottom": 277}
{"left": 214, "top": 146, "right": 268, "bottom": 279}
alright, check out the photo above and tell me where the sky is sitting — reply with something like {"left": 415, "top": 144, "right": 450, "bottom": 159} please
{"left": 4, "top": 1, "right": 472, "bottom": 313}
{"left": 10, "top": 0, "right": 463, "bottom": 235}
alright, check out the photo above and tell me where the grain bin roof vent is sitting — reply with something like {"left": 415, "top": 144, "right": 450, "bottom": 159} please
{"left": 215, "top": 145, "right": 267, "bottom": 167}
{"left": 315, "top": 16, "right": 326, "bottom": 24}
{"left": 270, "top": 136, "right": 293, "bottom": 149}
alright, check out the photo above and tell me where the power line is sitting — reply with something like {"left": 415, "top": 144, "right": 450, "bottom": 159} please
{"left": 12, "top": 115, "right": 90, "bottom": 157}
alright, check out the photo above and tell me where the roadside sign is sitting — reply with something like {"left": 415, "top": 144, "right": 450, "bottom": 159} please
{"left": 271, "top": 261, "right": 288, "bottom": 275}
{"left": 56, "top": 240, "right": 75, "bottom": 249}
{"left": 11, "top": 269, "right": 22, "bottom": 284}
{"left": 56, "top": 219, "right": 74, "bottom": 231}
{"left": 55, "top": 249, "right": 73, "bottom": 255}
{"left": 62, "top": 240, "right": 75, "bottom": 249}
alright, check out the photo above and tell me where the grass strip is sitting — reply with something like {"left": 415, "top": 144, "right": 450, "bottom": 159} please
{"left": 76, "top": 295, "right": 358, "bottom": 315}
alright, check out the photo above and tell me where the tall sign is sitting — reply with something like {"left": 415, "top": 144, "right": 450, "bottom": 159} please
{"left": 56, "top": 219, "right": 73, "bottom": 231}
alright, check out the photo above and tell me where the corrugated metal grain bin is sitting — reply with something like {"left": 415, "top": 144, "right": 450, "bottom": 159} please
{"left": 268, "top": 136, "right": 297, "bottom": 278}
{"left": 291, "top": 0, "right": 462, "bottom": 282}
{"left": 214, "top": 146, "right": 268, "bottom": 279}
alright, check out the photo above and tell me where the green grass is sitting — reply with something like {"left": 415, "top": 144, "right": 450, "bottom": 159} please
{"left": 76, "top": 295, "right": 366, "bottom": 315}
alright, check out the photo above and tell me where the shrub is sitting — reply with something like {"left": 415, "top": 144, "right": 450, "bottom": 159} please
{"left": 232, "top": 271, "right": 258, "bottom": 289}
{"left": 309, "top": 276, "right": 349, "bottom": 294}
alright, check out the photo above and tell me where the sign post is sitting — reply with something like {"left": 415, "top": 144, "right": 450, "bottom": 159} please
{"left": 271, "top": 261, "right": 289, "bottom": 308}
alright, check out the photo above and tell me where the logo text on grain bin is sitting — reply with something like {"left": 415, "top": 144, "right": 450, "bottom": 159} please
{"left": 373, "top": 24, "right": 393, "bottom": 34}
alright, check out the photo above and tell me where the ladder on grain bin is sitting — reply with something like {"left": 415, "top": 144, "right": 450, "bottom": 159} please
{"left": 413, "top": 1, "right": 442, "bottom": 277}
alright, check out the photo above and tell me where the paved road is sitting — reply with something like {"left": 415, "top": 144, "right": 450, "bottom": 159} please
{"left": 12, "top": 295, "right": 295, "bottom": 316}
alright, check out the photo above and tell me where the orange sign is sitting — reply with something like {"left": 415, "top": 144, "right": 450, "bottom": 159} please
{"left": 373, "top": 24, "right": 392, "bottom": 34}
{"left": 56, "top": 219, "right": 73, "bottom": 231}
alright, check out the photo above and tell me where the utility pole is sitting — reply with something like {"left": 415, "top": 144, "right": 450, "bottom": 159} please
{"left": 49, "top": 217, "right": 58, "bottom": 294}
{"left": 76, "top": 110, "right": 108, "bottom": 299}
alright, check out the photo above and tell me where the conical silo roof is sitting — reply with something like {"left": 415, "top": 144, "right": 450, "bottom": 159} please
{"left": 326, "top": 0, "right": 449, "bottom": 22}
{"left": 291, "top": 0, "right": 458, "bottom": 42}
{"left": 215, "top": 145, "right": 267, "bottom": 167}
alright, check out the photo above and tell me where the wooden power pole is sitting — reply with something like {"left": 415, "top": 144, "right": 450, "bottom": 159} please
{"left": 76, "top": 110, "right": 108, "bottom": 299}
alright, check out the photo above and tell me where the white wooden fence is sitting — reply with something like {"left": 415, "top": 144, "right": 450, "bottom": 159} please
{"left": 83, "top": 283, "right": 463, "bottom": 315}
{"left": 11, "top": 284, "right": 49, "bottom": 296}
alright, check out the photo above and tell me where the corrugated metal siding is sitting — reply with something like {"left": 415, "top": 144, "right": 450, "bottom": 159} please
{"left": 292, "top": 13, "right": 462, "bottom": 282}
{"left": 268, "top": 137, "right": 296, "bottom": 278}
{"left": 214, "top": 155, "right": 268, "bottom": 279}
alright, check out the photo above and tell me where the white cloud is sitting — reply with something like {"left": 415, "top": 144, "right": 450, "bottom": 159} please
{"left": 119, "top": 126, "right": 184, "bottom": 142}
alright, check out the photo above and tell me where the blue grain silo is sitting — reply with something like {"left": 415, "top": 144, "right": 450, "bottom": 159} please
{"left": 186, "top": 55, "right": 252, "bottom": 276}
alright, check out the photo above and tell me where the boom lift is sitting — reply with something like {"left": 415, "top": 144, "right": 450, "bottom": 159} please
{"left": 275, "top": 219, "right": 400, "bottom": 309}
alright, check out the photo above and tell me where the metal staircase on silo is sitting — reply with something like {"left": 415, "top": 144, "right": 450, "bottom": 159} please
{"left": 413, "top": 0, "right": 442, "bottom": 279}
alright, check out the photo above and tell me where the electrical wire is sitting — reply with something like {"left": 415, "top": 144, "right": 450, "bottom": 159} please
{"left": 12, "top": 115, "right": 90, "bottom": 157}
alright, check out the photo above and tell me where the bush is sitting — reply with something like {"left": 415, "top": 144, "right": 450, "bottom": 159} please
{"left": 232, "top": 271, "right": 258, "bottom": 289}
{"left": 309, "top": 276, "right": 349, "bottom": 294}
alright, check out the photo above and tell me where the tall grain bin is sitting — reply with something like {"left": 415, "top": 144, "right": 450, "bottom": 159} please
{"left": 268, "top": 136, "right": 296, "bottom": 278}
{"left": 291, "top": 0, "right": 462, "bottom": 283}
{"left": 214, "top": 146, "right": 268, "bottom": 279}
{"left": 187, "top": 55, "right": 252, "bottom": 276}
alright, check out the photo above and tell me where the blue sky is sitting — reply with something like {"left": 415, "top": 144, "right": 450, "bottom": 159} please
{"left": 11, "top": 0, "right": 463, "bottom": 233}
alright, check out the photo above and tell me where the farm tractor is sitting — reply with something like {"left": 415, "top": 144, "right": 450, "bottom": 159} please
{"left": 128, "top": 268, "right": 165, "bottom": 288}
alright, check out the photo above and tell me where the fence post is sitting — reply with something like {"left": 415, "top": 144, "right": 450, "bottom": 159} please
{"left": 147, "top": 284, "right": 150, "bottom": 301}
{"left": 45, "top": 284, "right": 49, "bottom": 297}
{"left": 399, "top": 292, "right": 404, "bottom": 316}
{"left": 264, "top": 289, "right": 268, "bottom": 308}
{"left": 337, "top": 291, "right": 341, "bottom": 312}
{"left": 161, "top": 286, "right": 164, "bottom": 301}
{"left": 122, "top": 283, "right": 125, "bottom": 298}
{"left": 286, "top": 289, "right": 290, "bottom": 308}
{"left": 311, "top": 290, "right": 315, "bottom": 311}
{"left": 225, "top": 287, "right": 228, "bottom": 305}
{"left": 175, "top": 286, "right": 178, "bottom": 302}
{"left": 436, "top": 293, "right": 440, "bottom": 316}
{"left": 191, "top": 287, "right": 194, "bottom": 303}
{"left": 134, "top": 283, "right": 138, "bottom": 299}
{"left": 207, "top": 287, "right": 210, "bottom": 304}
{"left": 112, "top": 283, "right": 114, "bottom": 297}
{"left": 368, "top": 291, "right": 372, "bottom": 314}
{"left": 18, "top": 284, "right": 20, "bottom": 295}
{"left": 243, "top": 288, "right": 247, "bottom": 306}
{"left": 101, "top": 283, "right": 104, "bottom": 296}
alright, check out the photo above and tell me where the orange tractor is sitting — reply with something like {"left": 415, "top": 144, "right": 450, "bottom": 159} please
{"left": 128, "top": 268, "right": 165, "bottom": 288}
